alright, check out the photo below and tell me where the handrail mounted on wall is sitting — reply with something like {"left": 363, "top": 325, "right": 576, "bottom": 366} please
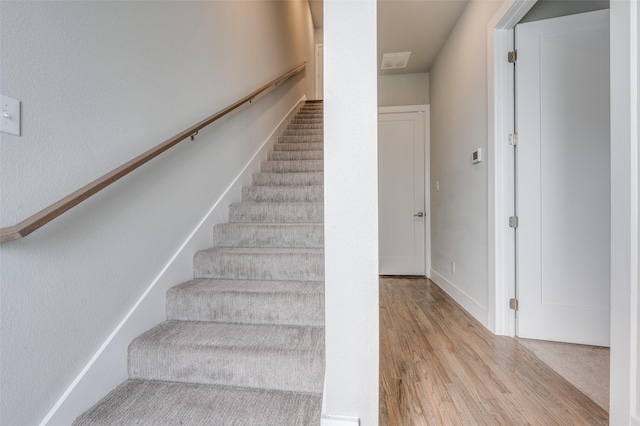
{"left": 0, "top": 63, "right": 306, "bottom": 243}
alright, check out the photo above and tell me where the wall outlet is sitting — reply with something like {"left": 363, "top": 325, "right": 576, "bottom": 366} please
{"left": 451, "top": 261, "right": 456, "bottom": 274}
{"left": 435, "top": 180, "right": 440, "bottom": 191}
{"left": 472, "top": 148, "right": 482, "bottom": 164}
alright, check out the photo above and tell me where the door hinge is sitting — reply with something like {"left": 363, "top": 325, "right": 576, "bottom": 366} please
{"left": 508, "top": 50, "right": 517, "bottom": 63}
{"left": 509, "top": 298, "right": 519, "bottom": 311}
{"left": 508, "top": 133, "right": 518, "bottom": 146}
{"left": 509, "top": 216, "right": 519, "bottom": 229}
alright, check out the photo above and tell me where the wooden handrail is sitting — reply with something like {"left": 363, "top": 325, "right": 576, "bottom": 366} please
{"left": 0, "top": 63, "right": 306, "bottom": 244}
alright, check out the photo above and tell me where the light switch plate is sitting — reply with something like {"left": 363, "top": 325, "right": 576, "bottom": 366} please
{"left": 1, "top": 95, "right": 21, "bottom": 136}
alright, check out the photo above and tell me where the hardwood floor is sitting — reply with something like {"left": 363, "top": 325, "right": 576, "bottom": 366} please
{"left": 379, "top": 277, "right": 608, "bottom": 425}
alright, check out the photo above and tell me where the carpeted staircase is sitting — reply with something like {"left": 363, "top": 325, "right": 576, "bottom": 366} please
{"left": 74, "top": 101, "right": 325, "bottom": 425}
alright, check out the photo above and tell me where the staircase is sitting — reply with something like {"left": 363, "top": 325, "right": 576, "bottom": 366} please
{"left": 74, "top": 101, "right": 325, "bottom": 425}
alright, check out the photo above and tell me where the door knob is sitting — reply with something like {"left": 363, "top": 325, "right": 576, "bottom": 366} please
{"left": 414, "top": 212, "right": 424, "bottom": 217}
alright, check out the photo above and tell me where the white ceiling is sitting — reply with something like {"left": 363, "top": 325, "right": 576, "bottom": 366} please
{"left": 308, "top": 0, "right": 469, "bottom": 75}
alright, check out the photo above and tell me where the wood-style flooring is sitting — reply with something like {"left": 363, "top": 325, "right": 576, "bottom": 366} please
{"left": 379, "top": 277, "right": 608, "bottom": 425}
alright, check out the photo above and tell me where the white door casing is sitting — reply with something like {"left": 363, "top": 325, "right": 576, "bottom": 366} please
{"left": 378, "top": 106, "right": 429, "bottom": 276}
{"left": 315, "top": 44, "right": 323, "bottom": 100}
{"left": 516, "top": 10, "right": 610, "bottom": 346}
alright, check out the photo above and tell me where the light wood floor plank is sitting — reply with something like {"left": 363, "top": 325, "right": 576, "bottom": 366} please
{"left": 379, "top": 277, "right": 608, "bottom": 425}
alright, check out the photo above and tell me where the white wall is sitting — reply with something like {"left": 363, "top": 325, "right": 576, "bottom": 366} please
{"left": 323, "top": 0, "right": 379, "bottom": 425}
{"left": 429, "top": 0, "right": 505, "bottom": 326}
{"left": 0, "top": 2, "right": 314, "bottom": 425}
{"left": 378, "top": 73, "right": 430, "bottom": 106}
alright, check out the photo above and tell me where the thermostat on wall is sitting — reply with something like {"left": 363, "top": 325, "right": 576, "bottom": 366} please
{"left": 472, "top": 148, "right": 482, "bottom": 164}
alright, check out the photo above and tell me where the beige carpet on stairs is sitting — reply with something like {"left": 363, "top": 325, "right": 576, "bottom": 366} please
{"left": 516, "top": 337, "right": 609, "bottom": 411}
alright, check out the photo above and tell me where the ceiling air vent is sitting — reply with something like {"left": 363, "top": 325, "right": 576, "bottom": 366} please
{"left": 381, "top": 52, "right": 411, "bottom": 70}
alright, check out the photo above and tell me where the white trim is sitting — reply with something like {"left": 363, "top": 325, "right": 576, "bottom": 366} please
{"left": 378, "top": 104, "right": 431, "bottom": 278}
{"left": 378, "top": 105, "right": 428, "bottom": 114}
{"left": 39, "top": 97, "right": 306, "bottom": 426}
{"left": 487, "top": 0, "right": 536, "bottom": 337}
{"left": 321, "top": 415, "right": 360, "bottom": 425}
{"left": 315, "top": 43, "right": 324, "bottom": 100}
{"left": 430, "top": 269, "right": 488, "bottom": 328}
{"left": 630, "top": 0, "right": 639, "bottom": 420}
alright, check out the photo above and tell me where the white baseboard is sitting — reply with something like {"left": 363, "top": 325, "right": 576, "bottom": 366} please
{"left": 40, "top": 97, "right": 307, "bottom": 426}
{"left": 321, "top": 415, "right": 360, "bottom": 425}
{"left": 429, "top": 269, "right": 488, "bottom": 328}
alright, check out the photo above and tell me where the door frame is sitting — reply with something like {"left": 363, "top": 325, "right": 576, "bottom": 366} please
{"left": 488, "top": 0, "right": 639, "bottom": 423}
{"left": 378, "top": 104, "right": 431, "bottom": 277}
{"left": 315, "top": 43, "right": 323, "bottom": 100}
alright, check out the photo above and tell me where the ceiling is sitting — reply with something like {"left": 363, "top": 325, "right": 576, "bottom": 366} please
{"left": 308, "top": 0, "right": 469, "bottom": 75}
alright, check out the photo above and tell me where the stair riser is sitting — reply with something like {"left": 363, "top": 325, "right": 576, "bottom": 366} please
{"left": 194, "top": 251, "right": 324, "bottom": 281}
{"left": 167, "top": 290, "right": 324, "bottom": 326}
{"left": 213, "top": 223, "right": 324, "bottom": 248}
{"left": 129, "top": 345, "right": 324, "bottom": 393}
{"left": 242, "top": 186, "right": 323, "bottom": 203}
{"left": 294, "top": 113, "right": 324, "bottom": 120}
{"left": 283, "top": 129, "right": 323, "bottom": 136}
{"left": 230, "top": 203, "right": 323, "bottom": 223}
{"left": 273, "top": 142, "right": 323, "bottom": 151}
{"left": 290, "top": 119, "right": 323, "bottom": 125}
{"left": 278, "top": 135, "right": 323, "bottom": 143}
{"left": 287, "top": 124, "right": 323, "bottom": 130}
{"left": 252, "top": 172, "right": 323, "bottom": 186}
{"left": 261, "top": 160, "right": 323, "bottom": 173}
{"left": 268, "top": 150, "right": 323, "bottom": 161}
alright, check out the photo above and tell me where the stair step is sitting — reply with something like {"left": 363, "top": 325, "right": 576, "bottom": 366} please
{"left": 278, "top": 135, "right": 323, "bottom": 143}
{"left": 229, "top": 202, "right": 323, "bottom": 223}
{"left": 261, "top": 160, "right": 323, "bottom": 173}
{"left": 287, "top": 123, "right": 323, "bottom": 130}
{"left": 294, "top": 115, "right": 323, "bottom": 120}
{"left": 242, "top": 186, "right": 323, "bottom": 203}
{"left": 290, "top": 119, "right": 323, "bottom": 125}
{"left": 128, "top": 321, "right": 324, "bottom": 392}
{"left": 73, "top": 380, "right": 322, "bottom": 426}
{"left": 194, "top": 247, "right": 324, "bottom": 281}
{"left": 253, "top": 172, "right": 323, "bottom": 186}
{"left": 166, "top": 279, "right": 324, "bottom": 325}
{"left": 213, "top": 223, "right": 323, "bottom": 248}
{"left": 268, "top": 150, "right": 323, "bottom": 161}
{"left": 273, "top": 142, "right": 323, "bottom": 151}
{"left": 282, "top": 128, "right": 323, "bottom": 136}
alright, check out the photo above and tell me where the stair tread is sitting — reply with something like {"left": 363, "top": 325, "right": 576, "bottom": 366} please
{"left": 231, "top": 201, "right": 323, "bottom": 207}
{"left": 198, "top": 247, "right": 324, "bottom": 255}
{"left": 73, "top": 380, "right": 322, "bottom": 426}
{"left": 170, "top": 278, "right": 324, "bottom": 294}
{"left": 132, "top": 320, "right": 324, "bottom": 351}
{"left": 166, "top": 279, "right": 324, "bottom": 326}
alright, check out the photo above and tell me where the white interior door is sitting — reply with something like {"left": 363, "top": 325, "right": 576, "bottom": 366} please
{"left": 378, "top": 110, "right": 427, "bottom": 275}
{"left": 516, "top": 10, "right": 610, "bottom": 346}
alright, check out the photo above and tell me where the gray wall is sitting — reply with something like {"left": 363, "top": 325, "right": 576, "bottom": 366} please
{"left": 378, "top": 73, "right": 430, "bottom": 106}
{"left": 429, "top": 0, "right": 504, "bottom": 325}
{"left": 521, "top": 0, "right": 609, "bottom": 23}
{"left": 0, "top": 2, "right": 314, "bottom": 424}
